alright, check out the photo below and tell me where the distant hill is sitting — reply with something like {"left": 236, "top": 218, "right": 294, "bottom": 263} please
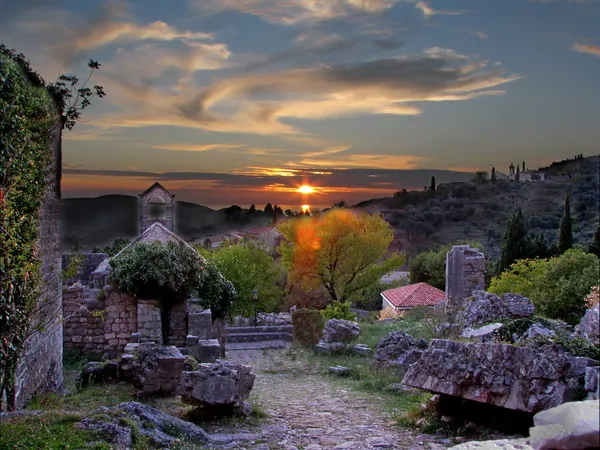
{"left": 356, "top": 155, "right": 600, "bottom": 263}
{"left": 61, "top": 195, "right": 271, "bottom": 251}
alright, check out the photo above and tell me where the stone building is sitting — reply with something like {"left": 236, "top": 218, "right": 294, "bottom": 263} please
{"left": 139, "top": 182, "right": 175, "bottom": 234}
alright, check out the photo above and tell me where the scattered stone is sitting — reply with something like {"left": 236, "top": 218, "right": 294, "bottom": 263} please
{"left": 321, "top": 319, "right": 361, "bottom": 343}
{"left": 315, "top": 342, "right": 347, "bottom": 356}
{"left": 573, "top": 303, "right": 599, "bottom": 346}
{"left": 448, "top": 438, "right": 533, "bottom": 449}
{"left": 230, "top": 313, "right": 292, "bottom": 327}
{"left": 187, "top": 337, "right": 221, "bottom": 363}
{"left": 434, "top": 323, "right": 463, "bottom": 339}
{"left": 350, "top": 344, "right": 373, "bottom": 357}
{"left": 517, "top": 324, "right": 555, "bottom": 343}
{"left": 119, "top": 343, "right": 186, "bottom": 397}
{"left": 457, "top": 291, "right": 535, "bottom": 328}
{"left": 461, "top": 323, "right": 504, "bottom": 342}
{"left": 529, "top": 400, "right": 600, "bottom": 450}
{"left": 130, "top": 332, "right": 141, "bottom": 343}
{"left": 402, "top": 339, "right": 596, "bottom": 413}
{"left": 177, "top": 360, "right": 255, "bottom": 416}
{"left": 328, "top": 366, "right": 350, "bottom": 376}
{"left": 76, "top": 417, "right": 133, "bottom": 447}
{"left": 77, "top": 361, "right": 119, "bottom": 388}
{"left": 373, "top": 331, "right": 426, "bottom": 371}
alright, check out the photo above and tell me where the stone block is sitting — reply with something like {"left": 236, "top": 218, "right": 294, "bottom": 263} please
{"left": 187, "top": 339, "right": 221, "bottom": 363}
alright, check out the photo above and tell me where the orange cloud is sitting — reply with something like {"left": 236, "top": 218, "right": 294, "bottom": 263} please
{"left": 571, "top": 42, "right": 600, "bottom": 57}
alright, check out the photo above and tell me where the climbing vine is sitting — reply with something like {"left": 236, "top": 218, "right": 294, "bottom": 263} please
{"left": 0, "top": 44, "right": 104, "bottom": 410}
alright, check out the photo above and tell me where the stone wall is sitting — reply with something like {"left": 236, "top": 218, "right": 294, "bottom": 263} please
{"left": 14, "top": 124, "right": 64, "bottom": 410}
{"left": 168, "top": 300, "right": 188, "bottom": 347}
{"left": 63, "top": 285, "right": 137, "bottom": 358}
{"left": 445, "top": 245, "right": 486, "bottom": 308}
{"left": 62, "top": 252, "right": 108, "bottom": 285}
{"left": 137, "top": 300, "right": 163, "bottom": 344}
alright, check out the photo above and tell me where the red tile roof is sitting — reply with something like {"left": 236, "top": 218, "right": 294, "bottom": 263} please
{"left": 381, "top": 283, "right": 445, "bottom": 308}
{"left": 247, "top": 227, "right": 277, "bottom": 234}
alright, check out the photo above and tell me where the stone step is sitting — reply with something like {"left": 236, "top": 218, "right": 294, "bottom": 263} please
{"left": 226, "top": 340, "right": 292, "bottom": 351}
{"left": 226, "top": 325, "right": 293, "bottom": 334}
{"left": 226, "top": 332, "right": 293, "bottom": 343}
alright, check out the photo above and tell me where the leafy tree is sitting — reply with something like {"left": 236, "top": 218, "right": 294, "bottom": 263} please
{"left": 558, "top": 193, "right": 572, "bottom": 253}
{"left": 278, "top": 209, "right": 405, "bottom": 304}
{"left": 498, "top": 208, "right": 528, "bottom": 273}
{"left": 274, "top": 205, "right": 283, "bottom": 216}
{"left": 526, "top": 232, "right": 556, "bottom": 260}
{"left": 409, "top": 240, "right": 484, "bottom": 290}
{"left": 224, "top": 205, "right": 243, "bottom": 220}
{"left": 264, "top": 203, "right": 274, "bottom": 215}
{"left": 491, "top": 167, "right": 497, "bottom": 183}
{"left": 489, "top": 249, "right": 599, "bottom": 325}
{"left": 247, "top": 204, "right": 256, "bottom": 215}
{"left": 588, "top": 225, "right": 600, "bottom": 259}
{"left": 473, "top": 171, "right": 488, "bottom": 184}
{"left": 354, "top": 278, "right": 406, "bottom": 311}
{"left": 205, "top": 242, "right": 283, "bottom": 317}
{"left": 332, "top": 199, "right": 348, "bottom": 208}
{"left": 95, "top": 237, "right": 130, "bottom": 257}
{"left": 196, "top": 260, "right": 236, "bottom": 321}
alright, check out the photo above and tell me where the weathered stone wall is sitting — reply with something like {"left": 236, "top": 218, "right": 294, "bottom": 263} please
{"left": 137, "top": 299, "right": 163, "bottom": 344}
{"left": 445, "top": 245, "right": 486, "bottom": 308}
{"left": 63, "top": 285, "right": 137, "bottom": 357}
{"left": 139, "top": 184, "right": 174, "bottom": 233}
{"left": 14, "top": 124, "right": 63, "bottom": 410}
{"left": 168, "top": 300, "right": 188, "bottom": 347}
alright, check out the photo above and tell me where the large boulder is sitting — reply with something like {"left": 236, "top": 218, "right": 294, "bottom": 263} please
{"left": 176, "top": 361, "right": 255, "bottom": 416}
{"left": 457, "top": 291, "right": 535, "bottom": 328}
{"left": 573, "top": 303, "right": 599, "bottom": 346}
{"left": 373, "top": 331, "right": 428, "bottom": 371}
{"left": 402, "top": 339, "right": 598, "bottom": 414}
{"left": 321, "top": 319, "right": 360, "bottom": 343}
{"left": 461, "top": 323, "right": 504, "bottom": 342}
{"left": 585, "top": 366, "right": 599, "bottom": 400}
{"left": 119, "top": 343, "right": 186, "bottom": 397}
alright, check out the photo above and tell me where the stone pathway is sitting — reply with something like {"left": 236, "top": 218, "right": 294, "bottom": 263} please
{"left": 203, "top": 348, "right": 453, "bottom": 450}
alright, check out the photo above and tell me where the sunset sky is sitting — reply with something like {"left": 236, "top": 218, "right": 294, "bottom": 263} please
{"left": 1, "top": 0, "right": 599, "bottom": 208}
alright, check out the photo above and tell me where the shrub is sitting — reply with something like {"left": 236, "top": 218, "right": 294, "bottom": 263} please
{"left": 379, "top": 307, "right": 401, "bottom": 320}
{"left": 322, "top": 301, "right": 357, "bottom": 321}
{"left": 292, "top": 309, "right": 325, "bottom": 347}
{"left": 96, "top": 289, "right": 105, "bottom": 301}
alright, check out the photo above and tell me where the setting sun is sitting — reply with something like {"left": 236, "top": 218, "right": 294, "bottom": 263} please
{"left": 301, "top": 204, "right": 310, "bottom": 212}
{"left": 297, "top": 185, "right": 315, "bottom": 194}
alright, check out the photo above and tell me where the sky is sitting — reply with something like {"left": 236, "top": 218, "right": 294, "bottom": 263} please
{"left": 1, "top": 0, "right": 599, "bottom": 209}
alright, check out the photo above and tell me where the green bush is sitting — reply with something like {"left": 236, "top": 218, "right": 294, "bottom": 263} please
{"left": 195, "top": 260, "right": 236, "bottom": 321}
{"left": 322, "top": 301, "right": 357, "bottom": 321}
{"left": 292, "top": 309, "right": 325, "bottom": 347}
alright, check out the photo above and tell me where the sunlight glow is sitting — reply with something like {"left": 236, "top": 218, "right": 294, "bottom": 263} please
{"left": 298, "top": 185, "right": 315, "bottom": 194}
{"left": 301, "top": 204, "right": 310, "bottom": 212}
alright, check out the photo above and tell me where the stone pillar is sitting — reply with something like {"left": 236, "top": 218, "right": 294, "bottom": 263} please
{"left": 445, "top": 245, "right": 486, "bottom": 308}
{"left": 188, "top": 310, "right": 215, "bottom": 340}
{"left": 137, "top": 300, "right": 163, "bottom": 344}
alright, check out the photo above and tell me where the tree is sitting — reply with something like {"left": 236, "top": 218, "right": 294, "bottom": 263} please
{"left": 588, "top": 225, "right": 600, "bottom": 259}
{"left": 278, "top": 209, "right": 405, "bottom": 305}
{"left": 498, "top": 208, "right": 529, "bottom": 274}
{"left": 224, "top": 205, "right": 243, "bottom": 220}
{"left": 264, "top": 203, "right": 274, "bottom": 215}
{"left": 527, "top": 232, "right": 556, "bottom": 260}
{"left": 515, "top": 165, "right": 520, "bottom": 181}
{"left": 332, "top": 199, "right": 348, "bottom": 208}
{"left": 558, "top": 193, "right": 572, "bottom": 253}
{"left": 247, "top": 204, "right": 256, "bottom": 215}
{"left": 206, "top": 242, "right": 283, "bottom": 317}
{"left": 473, "top": 171, "right": 488, "bottom": 184}
{"left": 430, "top": 176, "right": 436, "bottom": 194}
{"left": 491, "top": 167, "right": 497, "bottom": 183}
{"left": 274, "top": 205, "right": 283, "bottom": 216}
{"left": 522, "top": 161, "right": 525, "bottom": 172}
{"left": 489, "top": 249, "right": 599, "bottom": 325}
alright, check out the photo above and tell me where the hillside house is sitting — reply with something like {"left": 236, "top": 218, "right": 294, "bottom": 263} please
{"left": 246, "top": 226, "right": 282, "bottom": 253}
{"left": 380, "top": 282, "right": 445, "bottom": 313}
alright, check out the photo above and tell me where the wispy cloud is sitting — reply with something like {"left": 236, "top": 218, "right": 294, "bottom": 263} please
{"left": 571, "top": 42, "right": 600, "bottom": 57}
{"left": 149, "top": 143, "right": 246, "bottom": 152}
{"left": 470, "top": 31, "right": 488, "bottom": 41}
{"left": 414, "top": 0, "right": 467, "bottom": 19}
{"left": 193, "top": 0, "right": 401, "bottom": 25}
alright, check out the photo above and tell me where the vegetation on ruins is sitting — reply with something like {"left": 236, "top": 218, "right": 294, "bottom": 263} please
{"left": 488, "top": 248, "right": 599, "bottom": 325}
{"left": 195, "top": 260, "right": 236, "bottom": 322}
{"left": 92, "top": 236, "right": 131, "bottom": 257}
{"left": 278, "top": 209, "right": 405, "bottom": 306}
{"left": 109, "top": 241, "right": 206, "bottom": 343}
{"left": 322, "top": 300, "right": 358, "bottom": 321}
{"left": 0, "top": 44, "right": 104, "bottom": 410}
{"left": 291, "top": 309, "right": 326, "bottom": 346}
{"left": 197, "top": 241, "right": 283, "bottom": 317}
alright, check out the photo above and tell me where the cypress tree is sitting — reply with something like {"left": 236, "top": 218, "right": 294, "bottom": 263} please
{"left": 588, "top": 225, "right": 600, "bottom": 259}
{"left": 491, "top": 167, "right": 496, "bottom": 183}
{"left": 430, "top": 176, "right": 436, "bottom": 195}
{"left": 558, "top": 193, "right": 572, "bottom": 253}
{"left": 498, "top": 207, "right": 528, "bottom": 273}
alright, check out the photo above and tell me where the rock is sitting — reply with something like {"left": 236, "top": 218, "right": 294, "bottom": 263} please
{"left": 130, "top": 332, "right": 141, "bottom": 343}
{"left": 328, "top": 366, "right": 351, "bottom": 376}
{"left": 402, "top": 339, "right": 593, "bottom": 413}
{"left": 457, "top": 291, "right": 535, "bottom": 327}
{"left": 76, "top": 417, "right": 133, "bottom": 447}
{"left": 119, "top": 343, "right": 186, "bottom": 397}
{"left": 446, "top": 245, "right": 486, "bottom": 308}
{"left": 585, "top": 367, "right": 599, "bottom": 400}
{"left": 78, "top": 361, "right": 119, "bottom": 388}
{"left": 567, "top": 356, "right": 598, "bottom": 378}
{"left": 315, "top": 342, "right": 347, "bottom": 356}
{"left": 517, "top": 324, "right": 555, "bottom": 343}
{"left": 573, "top": 303, "right": 599, "bottom": 346}
{"left": 188, "top": 310, "right": 215, "bottom": 339}
{"left": 230, "top": 312, "right": 292, "bottom": 327}
{"left": 373, "top": 331, "right": 426, "bottom": 371}
{"left": 461, "top": 323, "right": 504, "bottom": 342}
{"left": 187, "top": 337, "right": 221, "bottom": 363}
{"left": 350, "top": 344, "right": 373, "bottom": 357}
{"left": 529, "top": 400, "right": 600, "bottom": 450}
{"left": 434, "top": 323, "right": 463, "bottom": 339}
{"left": 321, "top": 319, "right": 360, "bottom": 343}
{"left": 385, "top": 383, "right": 418, "bottom": 394}
{"left": 448, "top": 438, "right": 533, "bottom": 449}
{"left": 177, "top": 360, "right": 255, "bottom": 416}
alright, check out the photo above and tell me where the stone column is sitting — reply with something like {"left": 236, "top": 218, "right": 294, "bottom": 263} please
{"left": 445, "top": 245, "right": 486, "bottom": 308}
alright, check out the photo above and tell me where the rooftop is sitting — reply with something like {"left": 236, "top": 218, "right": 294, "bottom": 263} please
{"left": 381, "top": 282, "right": 445, "bottom": 308}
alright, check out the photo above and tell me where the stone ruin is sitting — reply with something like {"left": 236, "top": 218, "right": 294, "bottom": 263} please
{"left": 314, "top": 319, "right": 373, "bottom": 357}
{"left": 445, "top": 245, "right": 486, "bottom": 308}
